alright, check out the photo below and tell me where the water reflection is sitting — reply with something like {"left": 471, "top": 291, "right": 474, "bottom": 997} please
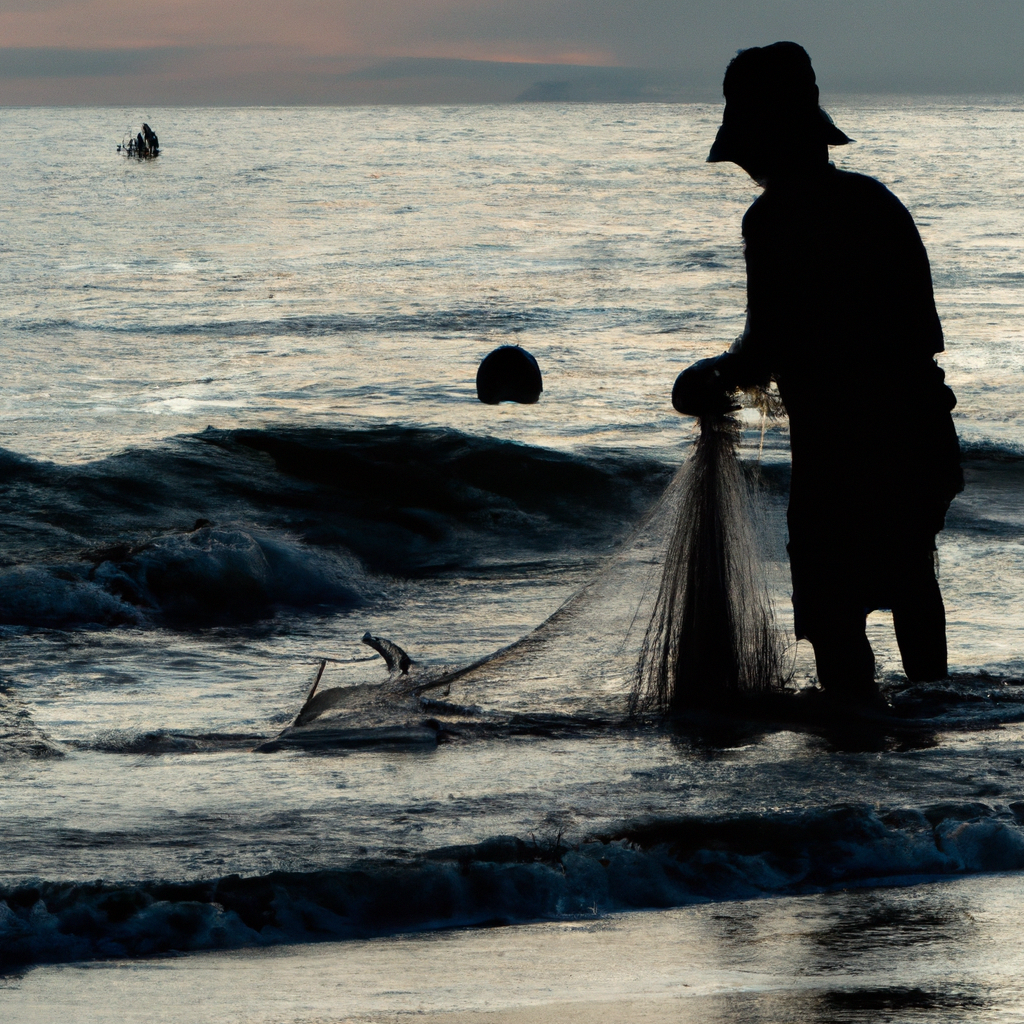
{"left": 685, "top": 881, "right": 1003, "bottom": 1023}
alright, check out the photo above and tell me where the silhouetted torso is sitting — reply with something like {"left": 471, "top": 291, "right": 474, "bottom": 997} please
{"left": 732, "top": 164, "right": 960, "bottom": 560}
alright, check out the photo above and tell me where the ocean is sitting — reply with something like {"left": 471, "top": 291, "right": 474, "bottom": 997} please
{"left": 1, "top": 100, "right": 1023, "bottom": 1020}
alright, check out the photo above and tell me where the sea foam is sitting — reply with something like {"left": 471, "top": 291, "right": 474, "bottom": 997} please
{"left": 4, "top": 802, "right": 1024, "bottom": 967}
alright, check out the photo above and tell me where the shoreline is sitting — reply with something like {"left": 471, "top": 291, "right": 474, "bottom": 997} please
{"left": 4, "top": 873, "right": 1023, "bottom": 1023}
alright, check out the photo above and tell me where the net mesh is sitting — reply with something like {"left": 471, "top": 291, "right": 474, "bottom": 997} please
{"left": 630, "top": 415, "right": 787, "bottom": 714}
{"left": 417, "top": 413, "right": 787, "bottom": 719}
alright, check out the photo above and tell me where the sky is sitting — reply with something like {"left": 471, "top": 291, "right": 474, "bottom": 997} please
{"left": 1, "top": 0, "right": 1023, "bottom": 104}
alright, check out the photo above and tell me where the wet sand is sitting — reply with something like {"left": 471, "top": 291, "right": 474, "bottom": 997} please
{"left": 4, "top": 873, "right": 1023, "bottom": 1023}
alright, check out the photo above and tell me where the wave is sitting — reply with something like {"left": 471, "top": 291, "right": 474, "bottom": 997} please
{"left": 6, "top": 308, "right": 565, "bottom": 340}
{"left": 5, "top": 306, "right": 706, "bottom": 340}
{"left": 0, "top": 426, "right": 670, "bottom": 628}
{"left": 0, "top": 530, "right": 364, "bottom": 628}
{"left": 3, "top": 801, "right": 1023, "bottom": 967}
{"left": 0, "top": 689, "right": 64, "bottom": 761}
{"left": 0, "top": 422, "right": 1016, "bottom": 631}
{"left": 960, "top": 438, "right": 1024, "bottom": 463}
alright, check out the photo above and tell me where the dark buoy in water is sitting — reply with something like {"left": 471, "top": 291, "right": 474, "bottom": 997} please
{"left": 476, "top": 346, "right": 543, "bottom": 404}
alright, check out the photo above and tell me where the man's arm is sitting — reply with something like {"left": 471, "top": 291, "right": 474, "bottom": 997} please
{"left": 672, "top": 203, "right": 774, "bottom": 416}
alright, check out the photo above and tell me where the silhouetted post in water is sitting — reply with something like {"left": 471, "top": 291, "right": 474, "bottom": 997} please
{"left": 674, "top": 42, "right": 963, "bottom": 705}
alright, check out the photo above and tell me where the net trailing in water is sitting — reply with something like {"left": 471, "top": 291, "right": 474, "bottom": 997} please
{"left": 631, "top": 413, "right": 787, "bottom": 716}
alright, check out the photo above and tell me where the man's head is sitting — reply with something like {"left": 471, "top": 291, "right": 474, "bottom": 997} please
{"left": 708, "top": 42, "right": 851, "bottom": 183}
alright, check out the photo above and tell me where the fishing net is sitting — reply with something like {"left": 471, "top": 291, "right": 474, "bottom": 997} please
{"left": 412, "top": 411, "right": 788, "bottom": 720}
{"left": 629, "top": 414, "right": 787, "bottom": 715}
{"left": 279, "top": 409, "right": 790, "bottom": 747}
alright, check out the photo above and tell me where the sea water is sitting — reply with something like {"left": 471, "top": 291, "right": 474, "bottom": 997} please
{"left": 1, "top": 101, "right": 1023, "bottom": 1014}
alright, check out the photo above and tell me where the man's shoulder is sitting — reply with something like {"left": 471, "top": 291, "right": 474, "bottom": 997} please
{"left": 830, "top": 168, "right": 911, "bottom": 216}
{"left": 742, "top": 168, "right": 911, "bottom": 236}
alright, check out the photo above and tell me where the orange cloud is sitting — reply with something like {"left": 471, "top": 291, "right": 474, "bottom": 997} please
{"left": 391, "top": 43, "right": 619, "bottom": 66}
{"left": 0, "top": 0, "right": 622, "bottom": 63}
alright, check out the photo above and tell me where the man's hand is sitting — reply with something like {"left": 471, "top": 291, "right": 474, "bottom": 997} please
{"left": 671, "top": 354, "right": 739, "bottom": 416}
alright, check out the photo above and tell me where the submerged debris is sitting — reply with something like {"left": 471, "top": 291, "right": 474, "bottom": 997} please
{"left": 362, "top": 631, "right": 413, "bottom": 674}
{"left": 118, "top": 123, "right": 160, "bottom": 159}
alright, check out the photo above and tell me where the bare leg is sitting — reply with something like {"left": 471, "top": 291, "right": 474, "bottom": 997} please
{"left": 893, "top": 556, "right": 948, "bottom": 682}
{"left": 789, "top": 541, "right": 878, "bottom": 702}
{"left": 809, "top": 608, "right": 877, "bottom": 700}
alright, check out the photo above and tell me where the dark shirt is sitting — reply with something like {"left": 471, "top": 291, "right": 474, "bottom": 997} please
{"left": 728, "top": 164, "right": 960, "bottom": 547}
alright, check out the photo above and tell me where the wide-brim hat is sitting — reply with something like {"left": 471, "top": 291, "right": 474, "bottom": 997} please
{"left": 707, "top": 41, "right": 852, "bottom": 164}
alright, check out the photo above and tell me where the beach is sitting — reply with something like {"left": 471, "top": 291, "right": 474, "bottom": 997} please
{"left": 1, "top": 101, "right": 1022, "bottom": 1018}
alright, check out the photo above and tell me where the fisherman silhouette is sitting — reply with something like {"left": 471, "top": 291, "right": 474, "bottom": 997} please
{"left": 673, "top": 42, "right": 962, "bottom": 704}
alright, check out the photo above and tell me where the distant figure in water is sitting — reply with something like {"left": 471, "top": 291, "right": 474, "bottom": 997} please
{"left": 120, "top": 123, "right": 159, "bottom": 158}
{"left": 673, "top": 42, "right": 963, "bottom": 705}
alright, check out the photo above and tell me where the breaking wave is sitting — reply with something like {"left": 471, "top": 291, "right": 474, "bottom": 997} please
{"left": 4, "top": 801, "right": 1024, "bottom": 967}
{"left": 0, "top": 426, "right": 670, "bottom": 629}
